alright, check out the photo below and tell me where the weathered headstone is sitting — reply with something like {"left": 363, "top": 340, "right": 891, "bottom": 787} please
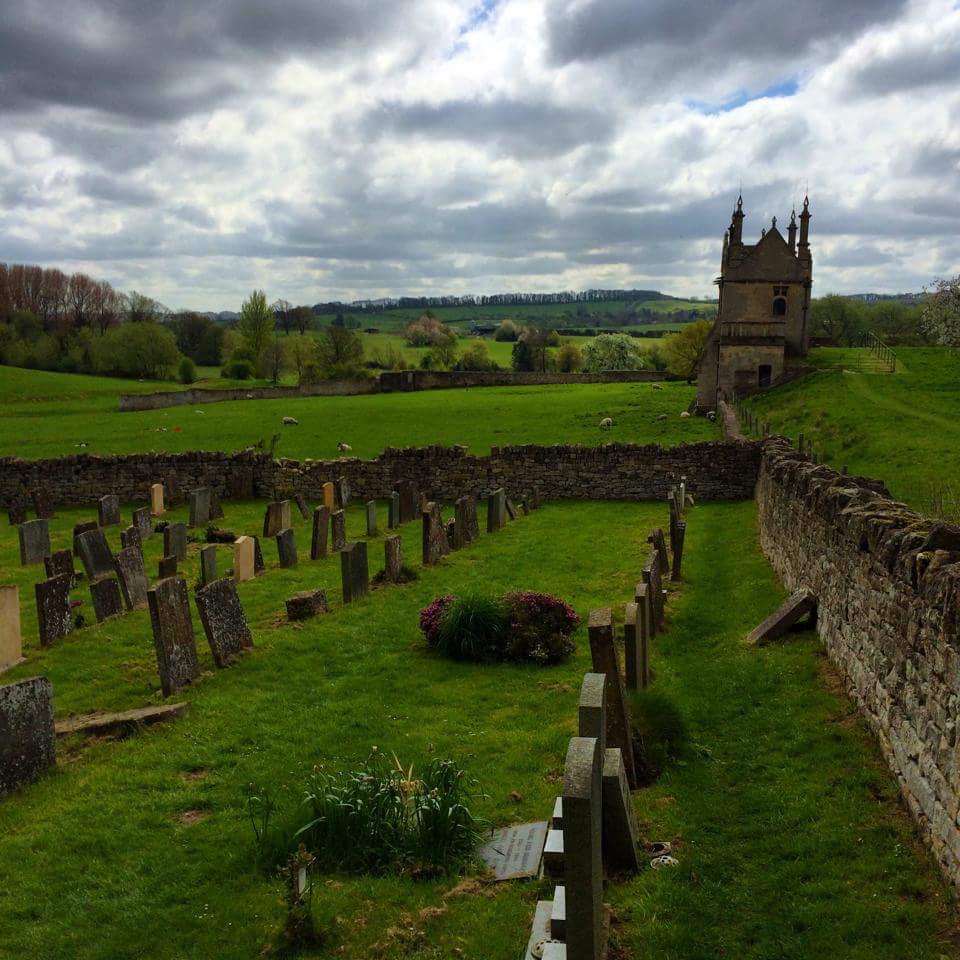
{"left": 623, "top": 602, "right": 648, "bottom": 691}
{"left": 44, "top": 549, "right": 75, "bottom": 586}
{"left": 76, "top": 528, "right": 114, "bottom": 581}
{"left": 164, "top": 474, "right": 179, "bottom": 506}
{"left": 746, "top": 589, "right": 817, "bottom": 646}
{"left": 366, "top": 500, "right": 378, "bottom": 537}
{"left": 395, "top": 480, "right": 418, "bottom": 524}
{"left": 150, "top": 482, "right": 165, "bottom": 516}
{"left": 18, "top": 519, "right": 50, "bottom": 566}
{"left": 647, "top": 528, "right": 669, "bottom": 575}
{"left": 114, "top": 546, "right": 149, "bottom": 610}
{"left": 578, "top": 673, "right": 607, "bottom": 752}
{"left": 133, "top": 506, "right": 152, "bottom": 540}
{"left": 72, "top": 520, "right": 98, "bottom": 557}
{"left": 188, "top": 487, "right": 212, "bottom": 528}
{"left": 0, "top": 586, "right": 23, "bottom": 672}
{"left": 601, "top": 748, "right": 641, "bottom": 871}
{"left": 32, "top": 491, "right": 55, "bottom": 520}
{"left": 671, "top": 519, "right": 686, "bottom": 581}
{"left": 200, "top": 544, "right": 217, "bottom": 586}
{"left": 340, "top": 541, "right": 369, "bottom": 603}
{"left": 147, "top": 577, "right": 200, "bottom": 697}
{"left": 384, "top": 535, "right": 403, "bottom": 582}
{"left": 334, "top": 476, "right": 350, "bottom": 510}
{"left": 562, "top": 736, "right": 606, "bottom": 960}
{"left": 159, "top": 555, "right": 178, "bottom": 578}
{"left": 209, "top": 488, "right": 224, "bottom": 520}
{"left": 635, "top": 583, "right": 652, "bottom": 658}
{"left": 164, "top": 522, "right": 188, "bottom": 563}
{"left": 588, "top": 608, "right": 637, "bottom": 789}
{"left": 294, "top": 492, "right": 310, "bottom": 520}
{"left": 0, "top": 677, "right": 55, "bottom": 796}
{"left": 253, "top": 536, "right": 265, "bottom": 575}
{"left": 120, "top": 524, "right": 142, "bottom": 555}
{"left": 195, "top": 577, "right": 253, "bottom": 667}
{"left": 262, "top": 500, "right": 291, "bottom": 538}
{"left": 322, "top": 481, "right": 336, "bottom": 510}
{"left": 506, "top": 497, "right": 518, "bottom": 521}
{"left": 478, "top": 821, "right": 549, "bottom": 881}
{"left": 422, "top": 502, "right": 450, "bottom": 565}
{"left": 90, "top": 576, "right": 124, "bottom": 622}
{"left": 487, "top": 488, "right": 506, "bottom": 532}
{"left": 286, "top": 589, "right": 329, "bottom": 621}
{"left": 310, "top": 506, "right": 330, "bottom": 560}
{"left": 35, "top": 574, "right": 72, "bottom": 647}
{"left": 233, "top": 536, "right": 255, "bottom": 582}
{"left": 641, "top": 549, "right": 664, "bottom": 631}
{"left": 276, "top": 528, "right": 298, "bottom": 568}
{"left": 7, "top": 501, "right": 28, "bottom": 525}
{"left": 98, "top": 494, "right": 120, "bottom": 527}
{"left": 454, "top": 496, "right": 480, "bottom": 547}
{"left": 331, "top": 510, "right": 347, "bottom": 551}
{"left": 388, "top": 491, "right": 401, "bottom": 529}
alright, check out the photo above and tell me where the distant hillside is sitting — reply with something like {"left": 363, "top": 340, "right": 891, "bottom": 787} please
{"left": 846, "top": 292, "right": 926, "bottom": 304}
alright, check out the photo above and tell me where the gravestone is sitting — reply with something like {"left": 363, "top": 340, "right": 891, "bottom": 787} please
{"left": 114, "top": 546, "right": 149, "bottom": 610}
{"left": 98, "top": 494, "right": 120, "bottom": 527}
{"left": 366, "top": 500, "right": 378, "bottom": 537}
{"left": 35, "top": 574, "right": 72, "bottom": 647}
{"left": 623, "top": 602, "right": 648, "bottom": 691}
{"left": 147, "top": 577, "right": 200, "bottom": 697}
{"left": 77, "top": 528, "right": 114, "bottom": 581}
{"left": 188, "top": 487, "right": 212, "bottom": 528}
{"left": 253, "top": 536, "right": 265, "bottom": 575}
{"left": 159, "top": 554, "right": 178, "bottom": 578}
{"left": 7, "top": 501, "right": 28, "bottom": 525}
{"left": 671, "top": 520, "right": 686, "bottom": 582}
{"left": 45, "top": 549, "right": 75, "bottom": 586}
{"left": 233, "top": 536, "right": 255, "bottom": 582}
{"left": 0, "top": 676, "right": 55, "bottom": 797}
{"left": 209, "top": 488, "right": 224, "bottom": 520}
{"left": 150, "top": 482, "right": 165, "bottom": 516}
{"left": 276, "top": 528, "right": 298, "bottom": 568}
{"left": 331, "top": 510, "right": 347, "bottom": 551}
{"left": 641, "top": 549, "right": 664, "bottom": 631}
{"left": 422, "top": 502, "right": 450, "bottom": 565}
{"left": 601, "top": 748, "right": 641, "bottom": 872}
{"left": 310, "top": 506, "right": 330, "bottom": 560}
{"left": 746, "top": 589, "right": 817, "bottom": 646}
{"left": 0, "top": 585, "right": 23, "bottom": 672}
{"left": 446, "top": 518, "right": 458, "bottom": 548}
{"left": 32, "top": 491, "right": 55, "bottom": 520}
{"left": 322, "top": 481, "right": 336, "bottom": 510}
{"left": 384, "top": 535, "right": 403, "bottom": 582}
{"left": 454, "top": 496, "right": 479, "bottom": 547}
{"left": 562, "top": 736, "right": 606, "bottom": 960}
{"left": 19, "top": 519, "right": 50, "bottom": 566}
{"left": 200, "top": 545, "right": 217, "bottom": 586}
{"left": 120, "top": 524, "right": 142, "bottom": 554}
{"left": 195, "top": 577, "right": 253, "bottom": 667}
{"left": 478, "top": 821, "right": 549, "bottom": 881}
{"left": 395, "top": 480, "right": 418, "bottom": 524}
{"left": 164, "top": 522, "right": 188, "bottom": 563}
{"left": 286, "top": 589, "right": 329, "bottom": 621}
{"left": 487, "top": 488, "right": 507, "bottom": 532}
{"left": 588, "top": 608, "right": 637, "bottom": 789}
{"left": 73, "top": 520, "right": 98, "bottom": 557}
{"left": 506, "top": 498, "right": 518, "bottom": 521}
{"left": 647, "top": 529, "right": 669, "bottom": 575}
{"left": 164, "top": 474, "right": 179, "bottom": 506}
{"left": 635, "top": 583, "right": 653, "bottom": 658}
{"left": 262, "top": 500, "right": 290, "bottom": 538}
{"left": 340, "top": 541, "right": 369, "bottom": 603}
{"left": 388, "top": 491, "right": 401, "bottom": 529}
{"left": 334, "top": 477, "right": 350, "bottom": 510}
{"left": 294, "top": 493, "right": 310, "bottom": 520}
{"left": 90, "top": 576, "right": 124, "bottom": 622}
{"left": 578, "top": 673, "right": 607, "bottom": 753}
{"left": 133, "top": 506, "right": 152, "bottom": 540}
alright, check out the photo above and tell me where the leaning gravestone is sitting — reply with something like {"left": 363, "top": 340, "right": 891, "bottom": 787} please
{"left": 506, "top": 498, "right": 518, "bottom": 521}
{"left": 384, "top": 536, "right": 403, "bottom": 582}
{"left": 601, "top": 747, "right": 641, "bottom": 872}
{"left": 262, "top": 500, "right": 291, "bottom": 539}
{"left": 311, "top": 506, "right": 330, "bottom": 560}
{"left": 233, "top": 536, "right": 255, "bottom": 582}
{"left": 133, "top": 506, "right": 152, "bottom": 540}
{"left": 115, "top": 546, "right": 149, "bottom": 611}
{"left": 294, "top": 493, "right": 310, "bottom": 520}
{"left": 422, "top": 502, "right": 450, "bottom": 565}
{"left": 195, "top": 577, "right": 253, "bottom": 668}
{"left": 340, "top": 542, "right": 369, "bottom": 603}
{"left": 32, "top": 491, "right": 55, "bottom": 520}
{"left": 276, "top": 528, "right": 298, "bottom": 568}
{"left": 77, "top": 528, "right": 114, "bottom": 581}
{"left": 188, "top": 487, "right": 212, "bottom": 528}
{"left": 19, "top": 519, "right": 50, "bottom": 566}
{"left": 98, "top": 494, "right": 120, "bottom": 527}
{"left": 487, "top": 489, "right": 507, "bottom": 533}
{"left": 395, "top": 480, "right": 418, "bottom": 524}
{"left": 286, "top": 589, "right": 329, "bottom": 621}
{"left": 72, "top": 520, "right": 98, "bottom": 557}
{"left": 0, "top": 585, "right": 24, "bottom": 672}
{"left": 120, "top": 524, "right": 142, "bottom": 555}
{"left": 200, "top": 545, "right": 217, "bottom": 586}
{"left": 331, "top": 510, "right": 347, "bottom": 551}
{"left": 253, "top": 536, "right": 265, "bottom": 575}
{"left": 158, "top": 555, "right": 178, "bottom": 578}
{"left": 164, "top": 522, "right": 188, "bottom": 563}
{"left": 90, "top": 576, "right": 124, "bottom": 622}
{"left": 45, "top": 549, "right": 75, "bottom": 586}
{"left": 366, "top": 500, "right": 378, "bottom": 537}
{"left": 35, "top": 574, "right": 72, "bottom": 647}
{"left": 388, "top": 491, "right": 401, "bottom": 529}
{"left": 0, "top": 676, "right": 55, "bottom": 797}
{"left": 147, "top": 577, "right": 200, "bottom": 697}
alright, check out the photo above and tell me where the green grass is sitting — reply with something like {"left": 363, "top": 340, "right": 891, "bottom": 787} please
{"left": 0, "top": 498, "right": 955, "bottom": 958}
{"left": 744, "top": 347, "right": 960, "bottom": 512}
{"left": 0, "top": 365, "right": 714, "bottom": 460}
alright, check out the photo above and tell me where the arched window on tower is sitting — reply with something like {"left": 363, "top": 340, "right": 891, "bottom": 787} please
{"left": 772, "top": 296, "right": 787, "bottom": 316}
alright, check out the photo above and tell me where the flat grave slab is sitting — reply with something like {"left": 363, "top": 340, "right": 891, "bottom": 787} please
{"left": 478, "top": 821, "right": 549, "bottom": 881}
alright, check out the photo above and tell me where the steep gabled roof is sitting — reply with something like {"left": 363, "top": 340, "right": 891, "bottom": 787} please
{"left": 724, "top": 225, "right": 806, "bottom": 282}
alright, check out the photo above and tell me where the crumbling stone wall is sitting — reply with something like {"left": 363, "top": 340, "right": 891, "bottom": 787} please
{"left": 757, "top": 438, "right": 960, "bottom": 889}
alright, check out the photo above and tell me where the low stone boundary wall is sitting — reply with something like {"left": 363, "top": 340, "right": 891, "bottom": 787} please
{"left": 119, "top": 369, "right": 678, "bottom": 412}
{"left": 0, "top": 440, "right": 761, "bottom": 508}
{"left": 756, "top": 438, "right": 960, "bottom": 890}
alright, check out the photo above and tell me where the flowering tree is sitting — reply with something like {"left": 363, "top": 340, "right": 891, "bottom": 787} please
{"left": 921, "top": 276, "right": 960, "bottom": 348}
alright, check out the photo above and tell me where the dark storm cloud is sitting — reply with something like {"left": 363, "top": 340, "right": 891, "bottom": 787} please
{"left": 366, "top": 98, "right": 616, "bottom": 158}
{"left": 843, "top": 43, "right": 960, "bottom": 97}
{"left": 75, "top": 173, "right": 158, "bottom": 208}
{"left": 546, "top": 0, "right": 905, "bottom": 67}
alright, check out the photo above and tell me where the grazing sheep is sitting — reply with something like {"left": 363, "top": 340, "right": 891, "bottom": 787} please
{"left": 337, "top": 441, "right": 352, "bottom": 452}
{"left": 655, "top": 413, "right": 668, "bottom": 422}
{"left": 599, "top": 417, "right": 614, "bottom": 430}
{"left": 680, "top": 411, "right": 691, "bottom": 418}
{"left": 282, "top": 416, "right": 299, "bottom": 426}
{"left": 651, "top": 383, "right": 664, "bottom": 391}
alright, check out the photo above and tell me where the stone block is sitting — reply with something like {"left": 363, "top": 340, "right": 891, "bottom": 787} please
{"left": 158, "top": 555, "right": 178, "bottom": 579}
{"left": 624, "top": 602, "right": 647, "bottom": 691}
{"left": 322, "top": 481, "right": 336, "bottom": 510}
{"left": 746, "top": 589, "right": 817, "bottom": 646}
{"left": 72, "top": 520, "right": 98, "bottom": 557}
{"left": 253, "top": 536, "right": 265, "bottom": 575}
{"left": 195, "top": 577, "right": 253, "bottom": 667}
{"left": 0, "top": 677, "right": 55, "bottom": 796}
{"left": 578, "top": 673, "right": 607, "bottom": 752}
{"left": 200, "top": 544, "right": 217, "bottom": 586}
{"left": 32, "top": 491, "right": 55, "bottom": 520}
{"left": 19, "top": 519, "right": 50, "bottom": 566}
{"left": 147, "top": 577, "right": 200, "bottom": 697}
{"left": 35, "top": 574, "right": 72, "bottom": 647}
{"left": 98, "top": 494, "right": 120, "bottom": 527}
{"left": 395, "top": 480, "right": 418, "bottom": 524}
{"left": 286, "top": 589, "right": 329, "bottom": 621}
{"left": 334, "top": 477, "right": 350, "bottom": 510}
{"left": 120, "top": 524, "right": 142, "bottom": 555}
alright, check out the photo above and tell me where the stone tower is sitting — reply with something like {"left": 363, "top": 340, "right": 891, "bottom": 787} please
{"left": 696, "top": 195, "right": 812, "bottom": 409}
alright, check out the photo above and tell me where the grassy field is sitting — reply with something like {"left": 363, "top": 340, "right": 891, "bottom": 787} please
{"left": 0, "top": 366, "right": 713, "bottom": 461}
{"left": 743, "top": 347, "right": 960, "bottom": 515}
{"left": 0, "top": 496, "right": 956, "bottom": 959}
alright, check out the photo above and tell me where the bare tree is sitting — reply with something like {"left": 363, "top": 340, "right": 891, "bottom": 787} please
{"left": 271, "top": 299, "right": 293, "bottom": 335}
{"left": 68, "top": 272, "right": 95, "bottom": 329}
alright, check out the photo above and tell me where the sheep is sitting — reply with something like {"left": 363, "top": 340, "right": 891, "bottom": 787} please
{"left": 680, "top": 411, "right": 691, "bottom": 418}
{"left": 282, "top": 416, "right": 299, "bottom": 426}
{"left": 337, "top": 441, "right": 352, "bottom": 452}
{"left": 599, "top": 417, "right": 614, "bottom": 430}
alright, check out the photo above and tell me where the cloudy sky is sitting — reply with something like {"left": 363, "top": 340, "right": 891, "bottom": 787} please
{"left": 1, "top": 0, "right": 959, "bottom": 309}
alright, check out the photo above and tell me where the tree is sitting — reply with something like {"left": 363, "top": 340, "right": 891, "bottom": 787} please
{"left": 313, "top": 325, "right": 364, "bottom": 372}
{"left": 511, "top": 328, "right": 552, "bottom": 371}
{"left": 90, "top": 322, "right": 180, "bottom": 379}
{"left": 921, "top": 276, "right": 960, "bottom": 347}
{"left": 125, "top": 290, "right": 162, "bottom": 324}
{"left": 286, "top": 333, "right": 314, "bottom": 383}
{"left": 271, "top": 299, "right": 294, "bottom": 335}
{"left": 457, "top": 340, "right": 497, "bottom": 371}
{"left": 90, "top": 281, "right": 121, "bottom": 336}
{"left": 663, "top": 320, "right": 713, "bottom": 381}
{"left": 292, "top": 305, "right": 315, "bottom": 335}
{"left": 556, "top": 342, "right": 583, "bottom": 372}
{"left": 263, "top": 337, "right": 287, "bottom": 385}
{"left": 809, "top": 295, "right": 866, "bottom": 345}
{"left": 581, "top": 333, "right": 644, "bottom": 372}
{"left": 67, "top": 272, "right": 95, "bottom": 329}
{"left": 238, "top": 289, "right": 274, "bottom": 373}
{"left": 404, "top": 315, "right": 456, "bottom": 348}
{"left": 494, "top": 319, "right": 519, "bottom": 341}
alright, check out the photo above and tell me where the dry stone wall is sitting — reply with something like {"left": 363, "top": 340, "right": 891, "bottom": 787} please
{"left": 757, "top": 438, "right": 960, "bottom": 889}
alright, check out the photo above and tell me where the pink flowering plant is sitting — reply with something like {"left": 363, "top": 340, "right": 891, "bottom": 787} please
{"left": 504, "top": 591, "right": 580, "bottom": 664}
{"left": 418, "top": 595, "right": 455, "bottom": 647}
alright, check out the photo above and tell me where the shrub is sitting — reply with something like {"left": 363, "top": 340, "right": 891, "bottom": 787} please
{"left": 629, "top": 690, "right": 689, "bottom": 786}
{"left": 221, "top": 359, "right": 255, "bottom": 380}
{"left": 90, "top": 322, "right": 180, "bottom": 379}
{"left": 504, "top": 591, "right": 579, "bottom": 664}
{"left": 556, "top": 342, "right": 583, "bottom": 372}
{"left": 581, "top": 333, "right": 645, "bottom": 372}
{"left": 177, "top": 356, "right": 196, "bottom": 384}
{"left": 368, "top": 343, "right": 411, "bottom": 371}
{"left": 643, "top": 342, "right": 669, "bottom": 371}
{"left": 404, "top": 315, "right": 457, "bottom": 348}
{"left": 457, "top": 341, "right": 498, "bottom": 371}
{"left": 663, "top": 319, "right": 713, "bottom": 381}
{"left": 494, "top": 319, "right": 519, "bottom": 341}
{"left": 432, "top": 594, "right": 509, "bottom": 661}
